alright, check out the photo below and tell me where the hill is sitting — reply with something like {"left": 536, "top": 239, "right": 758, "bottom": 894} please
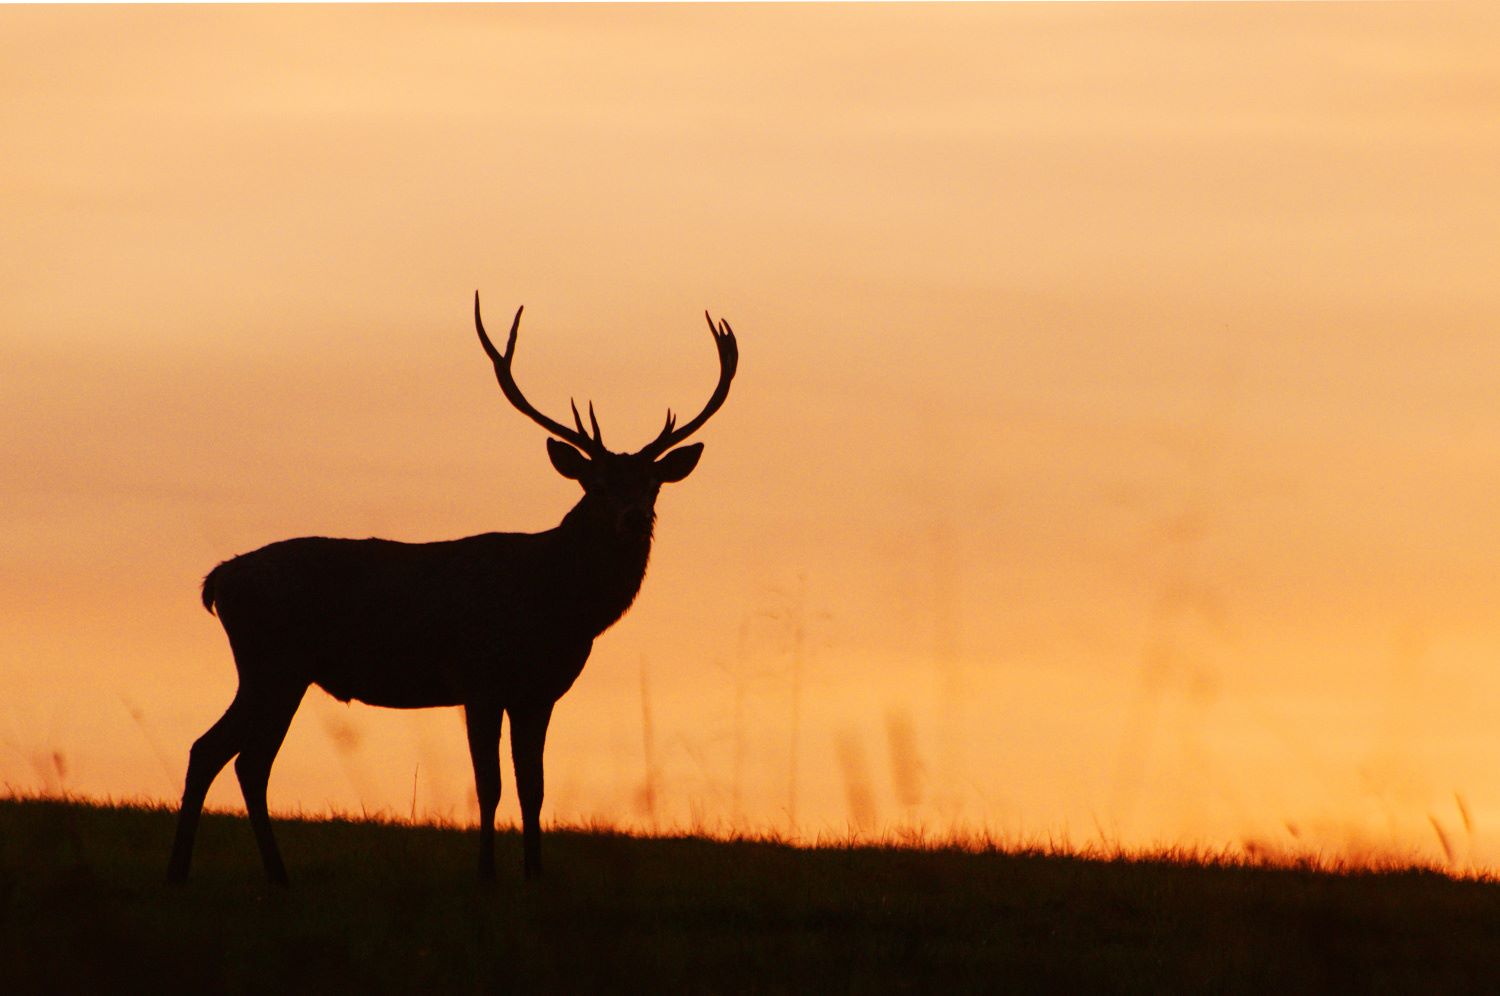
{"left": 3, "top": 796, "right": 1498, "bottom": 992}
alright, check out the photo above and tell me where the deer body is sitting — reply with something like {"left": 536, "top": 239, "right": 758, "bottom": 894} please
{"left": 167, "top": 296, "right": 736, "bottom": 885}
{"left": 202, "top": 513, "right": 650, "bottom": 709}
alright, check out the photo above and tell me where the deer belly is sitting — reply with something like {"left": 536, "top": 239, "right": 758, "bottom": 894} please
{"left": 313, "top": 657, "right": 462, "bottom": 709}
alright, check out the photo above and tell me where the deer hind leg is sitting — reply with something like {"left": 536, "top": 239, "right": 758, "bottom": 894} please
{"left": 232, "top": 680, "right": 308, "bottom": 886}
{"left": 167, "top": 695, "right": 252, "bottom": 883}
{"left": 464, "top": 703, "right": 504, "bottom": 882}
{"left": 508, "top": 701, "right": 554, "bottom": 880}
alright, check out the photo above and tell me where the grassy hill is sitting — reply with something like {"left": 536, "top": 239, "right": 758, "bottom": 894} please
{"left": 3, "top": 796, "right": 1498, "bottom": 993}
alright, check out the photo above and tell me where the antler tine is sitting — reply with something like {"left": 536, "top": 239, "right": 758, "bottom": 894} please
{"left": 475, "top": 292, "right": 597, "bottom": 453}
{"left": 472, "top": 294, "right": 521, "bottom": 365}
{"left": 588, "top": 401, "right": 605, "bottom": 447}
{"left": 568, "top": 399, "right": 607, "bottom": 451}
{"left": 639, "top": 310, "right": 739, "bottom": 459}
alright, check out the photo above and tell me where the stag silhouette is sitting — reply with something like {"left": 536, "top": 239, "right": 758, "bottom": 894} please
{"left": 166, "top": 294, "right": 738, "bottom": 885}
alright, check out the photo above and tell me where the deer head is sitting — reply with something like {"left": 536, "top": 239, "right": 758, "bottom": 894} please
{"left": 474, "top": 293, "right": 739, "bottom": 536}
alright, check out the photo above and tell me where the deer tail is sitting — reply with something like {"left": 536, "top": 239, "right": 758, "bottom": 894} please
{"left": 201, "top": 564, "right": 222, "bottom": 615}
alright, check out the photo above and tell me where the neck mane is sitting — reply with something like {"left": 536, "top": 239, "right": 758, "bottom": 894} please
{"left": 555, "top": 496, "right": 655, "bottom": 635}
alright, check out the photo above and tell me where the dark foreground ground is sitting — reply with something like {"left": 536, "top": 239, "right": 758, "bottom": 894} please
{"left": 3, "top": 798, "right": 1500, "bottom": 993}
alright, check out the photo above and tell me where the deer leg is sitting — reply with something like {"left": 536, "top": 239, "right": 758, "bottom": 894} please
{"left": 167, "top": 696, "right": 250, "bottom": 883}
{"left": 232, "top": 682, "right": 307, "bottom": 886}
{"left": 508, "top": 701, "right": 554, "bottom": 880}
{"left": 464, "top": 703, "right": 504, "bottom": 882}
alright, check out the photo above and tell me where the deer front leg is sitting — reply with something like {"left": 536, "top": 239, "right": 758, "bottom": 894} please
{"left": 507, "top": 701, "right": 554, "bottom": 880}
{"left": 464, "top": 703, "right": 504, "bottom": 882}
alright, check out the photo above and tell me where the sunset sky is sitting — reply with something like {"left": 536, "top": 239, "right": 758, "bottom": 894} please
{"left": 5, "top": 2, "right": 1500, "bottom": 869}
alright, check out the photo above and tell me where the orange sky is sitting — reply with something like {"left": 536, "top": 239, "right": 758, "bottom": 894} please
{"left": 5, "top": 3, "right": 1500, "bottom": 869}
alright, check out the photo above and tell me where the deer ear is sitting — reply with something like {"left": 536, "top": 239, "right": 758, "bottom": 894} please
{"left": 546, "top": 438, "right": 590, "bottom": 480}
{"left": 654, "top": 443, "right": 703, "bottom": 483}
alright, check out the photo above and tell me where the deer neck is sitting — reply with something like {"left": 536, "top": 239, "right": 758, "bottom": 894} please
{"left": 554, "top": 497, "right": 655, "bottom": 634}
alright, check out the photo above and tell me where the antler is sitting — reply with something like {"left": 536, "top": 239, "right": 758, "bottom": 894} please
{"left": 474, "top": 293, "right": 607, "bottom": 457}
{"left": 637, "top": 311, "right": 739, "bottom": 459}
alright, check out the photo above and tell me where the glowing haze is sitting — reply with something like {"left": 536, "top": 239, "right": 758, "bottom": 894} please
{"left": 5, "top": 4, "right": 1500, "bottom": 869}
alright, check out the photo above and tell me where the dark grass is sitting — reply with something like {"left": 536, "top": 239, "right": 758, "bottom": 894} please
{"left": 5, "top": 797, "right": 1500, "bottom": 993}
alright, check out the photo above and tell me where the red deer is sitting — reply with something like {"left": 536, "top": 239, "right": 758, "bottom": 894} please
{"left": 167, "top": 294, "right": 737, "bottom": 884}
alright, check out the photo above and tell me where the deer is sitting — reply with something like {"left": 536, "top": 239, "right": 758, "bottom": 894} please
{"left": 166, "top": 293, "right": 738, "bottom": 885}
